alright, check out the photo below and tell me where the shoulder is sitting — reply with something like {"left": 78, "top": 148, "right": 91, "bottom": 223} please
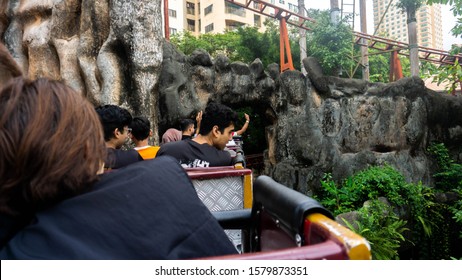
{"left": 0, "top": 157, "right": 236, "bottom": 259}
{"left": 158, "top": 140, "right": 190, "bottom": 152}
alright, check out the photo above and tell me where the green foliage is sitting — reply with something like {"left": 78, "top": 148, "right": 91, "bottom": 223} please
{"left": 318, "top": 165, "right": 417, "bottom": 216}
{"left": 427, "top": 143, "right": 462, "bottom": 191}
{"left": 170, "top": 20, "right": 298, "bottom": 70}
{"left": 367, "top": 39, "right": 411, "bottom": 83}
{"left": 396, "top": 0, "right": 424, "bottom": 16}
{"left": 421, "top": 43, "right": 461, "bottom": 95}
{"left": 317, "top": 164, "right": 448, "bottom": 258}
{"left": 451, "top": 188, "right": 462, "bottom": 238}
{"left": 317, "top": 143, "right": 462, "bottom": 259}
{"left": 170, "top": 30, "right": 242, "bottom": 61}
{"left": 305, "top": 10, "right": 357, "bottom": 77}
{"left": 427, "top": 143, "right": 462, "bottom": 244}
{"left": 343, "top": 201, "right": 408, "bottom": 260}
{"left": 432, "top": 60, "right": 462, "bottom": 95}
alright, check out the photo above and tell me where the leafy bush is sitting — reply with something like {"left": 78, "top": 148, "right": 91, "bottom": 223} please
{"left": 427, "top": 143, "right": 462, "bottom": 191}
{"left": 343, "top": 201, "right": 408, "bottom": 260}
{"left": 317, "top": 164, "right": 437, "bottom": 259}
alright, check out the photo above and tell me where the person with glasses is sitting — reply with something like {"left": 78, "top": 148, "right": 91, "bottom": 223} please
{"left": 95, "top": 104, "right": 143, "bottom": 169}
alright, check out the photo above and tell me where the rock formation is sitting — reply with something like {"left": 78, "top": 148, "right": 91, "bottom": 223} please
{"left": 2, "top": 1, "right": 461, "bottom": 193}
{"left": 158, "top": 46, "right": 462, "bottom": 193}
{"left": 1, "top": 0, "right": 163, "bottom": 143}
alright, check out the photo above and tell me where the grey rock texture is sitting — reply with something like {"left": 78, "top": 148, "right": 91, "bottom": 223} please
{"left": 1, "top": 0, "right": 163, "bottom": 143}
{"left": 158, "top": 49, "right": 462, "bottom": 193}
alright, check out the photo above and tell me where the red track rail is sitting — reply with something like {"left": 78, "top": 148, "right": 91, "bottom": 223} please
{"left": 225, "top": 0, "right": 461, "bottom": 66}
{"left": 354, "top": 31, "right": 462, "bottom": 65}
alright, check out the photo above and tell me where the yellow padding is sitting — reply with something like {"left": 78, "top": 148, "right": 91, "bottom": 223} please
{"left": 307, "top": 213, "right": 371, "bottom": 260}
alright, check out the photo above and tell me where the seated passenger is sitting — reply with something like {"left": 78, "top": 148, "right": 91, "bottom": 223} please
{"left": 157, "top": 102, "right": 238, "bottom": 167}
{"left": 161, "top": 128, "right": 182, "bottom": 144}
{"left": 227, "top": 113, "right": 250, "bottom": 148}
{"left": 130, "top": 116, "right": 159, "bottom": 160}
{"left": 0, "top": 77, "right": 236, "bottom": 259}
{"left": 180, "top": 118, "right": 196, "bottom": 140}
{"left": 95, "top": 105, "right": 143, "bottom": 169}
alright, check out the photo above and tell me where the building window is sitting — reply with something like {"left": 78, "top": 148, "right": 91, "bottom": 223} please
{"left": 187, "top": 19, "right": 195, "bottom": 31}
{"left": 279, "top": 0, "right": 285, "bottom": 4}
{"left": 186, "top": 2, "right": 195, "bottom": 15}
{"left": 169, "top": 28, "right": 177, "bottom": 35}
{"left": 168, "top": 9, "right": 177, "bottom": 18}
{"left": 205, "top": 4, "right": 213, "bottom": 15}
{"left": 225, "top": 2, "right": 246, "bottom": 17}
{"left": 226, "top": 21, "right": 244, "bottom": 31}
{"left": 205, "top": 23, "right": 214, "bottom": 33}
{"left": 254, "top": 14, "right": 261, "bottom": 27}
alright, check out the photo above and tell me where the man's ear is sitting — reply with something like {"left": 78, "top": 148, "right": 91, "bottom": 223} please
{"left": 212, "top": 125, "right": 220, "bottom": 137}
{"left": 114, "top": 128, "right": 122, "bottom": 138}
{"left": 149, "top": 130, "right": 153, "bottom": 137}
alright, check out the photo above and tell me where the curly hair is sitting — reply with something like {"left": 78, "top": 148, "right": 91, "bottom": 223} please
{"left": 0, "top": 77, "right": 106, "bottom": 217}
{"left": 199, "top": 102, "right": 238, "bottom": 135}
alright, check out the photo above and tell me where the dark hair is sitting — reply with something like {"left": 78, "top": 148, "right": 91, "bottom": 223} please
{"left": 95, "top": 105, "right": 132, "bottom": 141}
{"left": 199, "top": 102, "right": 238, "bottom": 135}
{"left": 0, "top": 77, "right": 106, "bottom": 217}
{"left": 180, "top": 119, "right": 195, "bottom": 133}
{"left": 131, "top": 116, "right": 151, "bottom": 141}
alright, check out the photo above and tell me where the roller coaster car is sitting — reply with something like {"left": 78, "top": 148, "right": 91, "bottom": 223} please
{"left": 187, "top": 168, "right": 371, "bottom": 260}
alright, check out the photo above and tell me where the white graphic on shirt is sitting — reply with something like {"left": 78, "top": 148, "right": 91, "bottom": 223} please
{"left": 180, "top": 159, "right": 210, "bottom": 168}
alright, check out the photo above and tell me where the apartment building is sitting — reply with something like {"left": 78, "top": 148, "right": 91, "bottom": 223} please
{"left": 162, "top": 0, "right": 300, "bottom": 37}
{"left": 372, "top": 0, "right": 443, "bottom": 49}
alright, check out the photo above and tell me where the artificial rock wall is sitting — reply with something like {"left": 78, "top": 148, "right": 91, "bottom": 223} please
{"left": 1, "top": 0, "right": 163, "bottom": 143}
{"left": 159, "top": 47, "right": 462, "bottom": 193}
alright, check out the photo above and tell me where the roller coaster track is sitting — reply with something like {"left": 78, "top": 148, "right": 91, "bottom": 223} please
{"left": 225, "top": 0, "right": 461, "bottom": 67}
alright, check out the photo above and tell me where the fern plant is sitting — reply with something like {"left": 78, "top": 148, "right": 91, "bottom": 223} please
{"left": 343, "top": 201, "right": 408, "bottom": 260}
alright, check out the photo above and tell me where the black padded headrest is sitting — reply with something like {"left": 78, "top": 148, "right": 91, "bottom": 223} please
{"left": 253, "top": 175, "right": 334, "bottom": 236}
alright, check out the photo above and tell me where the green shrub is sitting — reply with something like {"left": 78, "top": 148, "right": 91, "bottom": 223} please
{"left": 317, "top": 164, "right": 436, "bottom": 259}
{"left": 343, "top": 200, "right": 408, "bottom": 260}
{"left": 427, "top": 143, "right": 462, "bottom": 191}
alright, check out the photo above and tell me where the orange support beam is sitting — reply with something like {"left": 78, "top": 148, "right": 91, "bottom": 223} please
{"left": 389, "top": 50, "right": 403, "bottom": 82}
{"left": 164, "top": 0, "right": 170, "bottom": 41}
{"left": 279, "top": 17, "right": 294, "bottom": 72}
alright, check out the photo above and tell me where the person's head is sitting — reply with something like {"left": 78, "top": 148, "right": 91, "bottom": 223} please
{"left": 161, "top": 128, "right": 182, "bottom": 144}
{"left": 180, "top": 119, "right": 195, "bottom": 136}
{"left": 0, "top": 77, "right": 106, "bottom": 217}
{"left": 95, "top": 104, "right": 133, "bottom": 149}
{"left": 199, "top": 102, "right": 238, "bottom": 150}
{"left": 130, "top": 116, "right": 152, "bottom": 142}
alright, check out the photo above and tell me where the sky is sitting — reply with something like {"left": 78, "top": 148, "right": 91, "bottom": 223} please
{"left": 305, "top": 1, "right": 460, "bottom": 51}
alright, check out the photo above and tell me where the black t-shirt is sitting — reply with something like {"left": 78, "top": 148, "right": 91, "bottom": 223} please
{"left": 157, "top": 140, "right": 232, "bottom": 167}
{"left": 181, "top": 134, "right": 192, "bottom": 140}
{"left": 105, "top": 148, "right": 143, "bottom": 169}
{"left": 0, "top": 157, "right": 237, "bottom": 259}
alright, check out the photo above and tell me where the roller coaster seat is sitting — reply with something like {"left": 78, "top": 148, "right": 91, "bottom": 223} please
{"left": 204, "top": 175, "right": 371, "bottom": 260}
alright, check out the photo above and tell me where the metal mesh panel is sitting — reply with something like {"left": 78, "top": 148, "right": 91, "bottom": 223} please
{"left": 192, "top": 177, "right": 243, "bottom": 211}
{"left": 192, "top": 176, "right": 244, "bottom": 251}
